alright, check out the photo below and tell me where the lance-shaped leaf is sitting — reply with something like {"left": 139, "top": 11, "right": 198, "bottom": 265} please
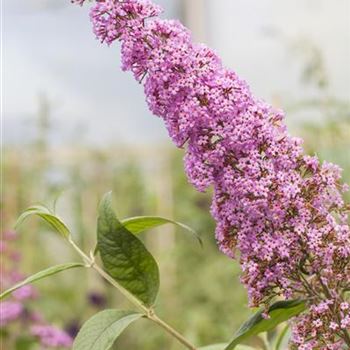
{"left": 16, "top": 205, "right": 70, "bottom": 239}
{"left": 274, "top": 324, "right": 290, "bottom": 350}
{"left": 94, "top": 215, "right": 202, "bottom": 255}
{"left": 73, "top": 310, "right": 142, "bottom": 350}
{"left": 0, "top": 263, "right": 85, "bottom": 300}
{"left": 225, "top": 300, "right": 306, "bottom": 350}
{"left": 121, "top": 216, "right": 202, "bottom": 246}
{"left": 97, "top": 192, "right": 160, "bottom": 307}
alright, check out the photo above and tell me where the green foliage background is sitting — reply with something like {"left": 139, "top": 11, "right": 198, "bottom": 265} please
{"left": 2, "top": 41, "right": 349, "bottom": 350}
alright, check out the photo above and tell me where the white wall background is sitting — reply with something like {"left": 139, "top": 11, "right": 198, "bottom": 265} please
{"left": 203, "top": 0, "right": 350, "bottom": 102}
{"left": 3, "top": 0, "right": 350, "bottom": 146}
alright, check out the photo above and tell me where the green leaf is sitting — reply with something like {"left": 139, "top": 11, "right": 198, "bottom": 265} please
{"left": 73, "top": 310, "right": 142, "bottom": 350}
{"left": 0, "top": 263, "right": 85, "bottom": 300}
{"left": 121, "top": 216, "right": 202, "bottom": 246}
{"left": 16, "top": 205, "right": 70, "bottom": 238}
{"left": 225, "top": 300, "right": 306, "bottom": 350}
{"left": 97, "top": 192, "right": 160, "bottom": 307}
{"left": 274, "top": 324, "right": 290, "bottom": 350}
{"left": 94, "top": 214, "right": 202, "bottom": 255}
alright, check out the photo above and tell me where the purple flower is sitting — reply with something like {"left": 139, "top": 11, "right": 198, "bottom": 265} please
{"left": 31, "top": 325, "right": 73, "bottom": 348}
{"left": 0, "top": 301, "right": 23, "bottom": 326}
{"left": 3, "top": 231, "right": 18, "bottom": 241}
{"left": 0, "top": 240, "right": 7, "bottom": 253}
{"left": 74, "top": 1, "right": 350, "bottom": 347}
{"left": 1, "top": 232, "right": 72, "bottom": 347}
{"left": 87, "top": 291, "right": 107, "bottom": 308}
{"left": 12, "top": 285, "right": 37, "bottom": 301}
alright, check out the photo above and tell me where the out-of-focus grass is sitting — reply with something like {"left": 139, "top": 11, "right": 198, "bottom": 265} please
{"left": 2, "top": 143, "right": 251, "bottom": 349}
{"left": 2, "top": 75, "right": 349, "bottom": 349}
{"left": 2, "top": 105, "right": 349, "bottom": 349}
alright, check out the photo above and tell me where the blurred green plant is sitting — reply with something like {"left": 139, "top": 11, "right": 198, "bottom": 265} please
{"left": 2, "top": 192, "right": 306, "bottom": 350}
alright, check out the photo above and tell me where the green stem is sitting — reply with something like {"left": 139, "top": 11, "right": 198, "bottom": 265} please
{"left": 316, "top": 274, "right": 350, "bottom": 348}
{"left": 274, "top": 324, "right": 289, "bottom": 350}
{"left": 149, "top": 313, "right": 197, "bottom": 350}
{"left": 68, "top": 237, "right": 197, "bottom": 350}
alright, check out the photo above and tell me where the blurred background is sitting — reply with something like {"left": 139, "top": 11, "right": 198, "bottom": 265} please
{"left": 2, "top": 0, "right": 350, "bottom": 349}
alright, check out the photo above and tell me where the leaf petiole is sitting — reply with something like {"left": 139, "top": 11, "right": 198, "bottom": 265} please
{"left": 67, "top": 237, "right": 198, "bottom": 350}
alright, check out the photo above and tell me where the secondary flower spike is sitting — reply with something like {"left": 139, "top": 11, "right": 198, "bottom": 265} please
{"left": 73, "top": 1, "right": 350, "bottom": 348}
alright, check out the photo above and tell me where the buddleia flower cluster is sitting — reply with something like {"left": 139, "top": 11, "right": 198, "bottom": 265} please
{"left": 73, "top": 0, "right": 350, "bottom": 348}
